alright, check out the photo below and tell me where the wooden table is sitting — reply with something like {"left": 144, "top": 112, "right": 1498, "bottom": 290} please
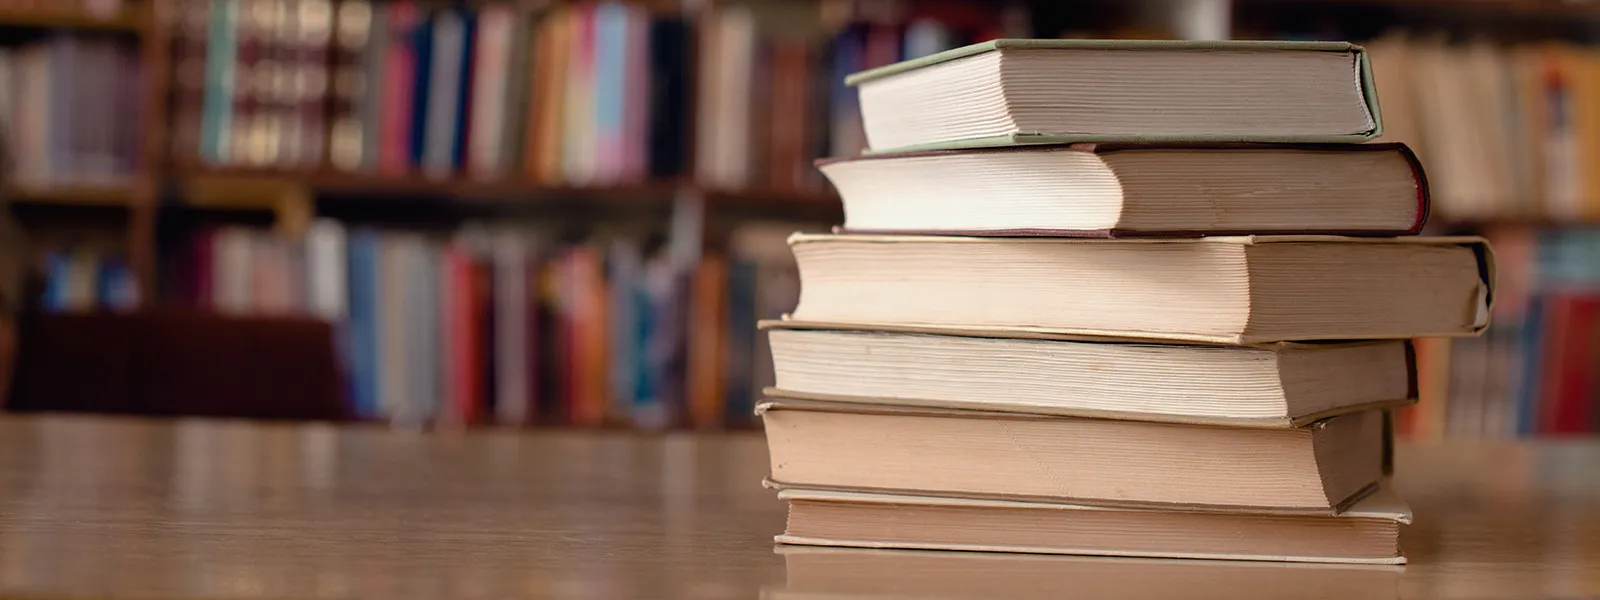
{"left": 0, "top": 416, "right": 1593, "bottom": 599}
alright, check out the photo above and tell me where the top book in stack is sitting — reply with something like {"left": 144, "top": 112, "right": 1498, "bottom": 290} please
{"left": 850, "top": 39, "right": 1380, "bottom": 152}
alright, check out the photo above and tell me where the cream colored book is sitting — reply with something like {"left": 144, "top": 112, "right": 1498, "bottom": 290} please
{"left": 818, "top": 143, "right": 1428, "bottom": 236}
{"left": 772, "top": 545, "right": 1403, "bottom": 600}
{"left": 847, "top": 39, "right": 1382, "bottom": 153}
{"left": 787, "top": 234, "right": 1494, "bottom": 345}
{"left": 773, "top": 485, "right": 1409, "bottom": 565}
{"left": 760, "top": 399, "right": 1383, "bottom": 514}
{"left": 763, "top": 321, "right": 1414, "bottom": 427}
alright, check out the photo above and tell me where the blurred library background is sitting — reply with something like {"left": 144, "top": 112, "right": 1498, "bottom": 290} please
{"left": 0, "top": 0, "right": 1588, "bottom": 438}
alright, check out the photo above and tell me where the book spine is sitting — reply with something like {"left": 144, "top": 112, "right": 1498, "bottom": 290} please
{"left": 358, "top": 3, "right": 386, "bottom": 172}
{"left": 200, "top": 0, "right": 240, "bottom": 165}
{"left": 407, "top": 8, "right": 435, "bottom": 172}
{"left": 591, "top": 2, "right": 626, "bottom": 184}
{"left": 378, "top": 1, "right": 418, "bottom": 176}
{"left": 327, "top": 0, "right": 373, "bottom": 172}
{"left": 294, "top": 0, "right": 334, "bottom": 170}
{"left": 560, "top": 4, "right": 596, "bottom": 186}
{"left": 621, "top": 5, "right": 649, "bottom": 182}
{"left": 466, "top": 3, "right": 510, "bottom": 179}
{"left": 646, "top": 17, "right": 687, "bottom": 178}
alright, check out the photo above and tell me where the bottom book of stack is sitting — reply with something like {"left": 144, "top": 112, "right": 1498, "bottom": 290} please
{"left": 770, "top": 486, "right": 1409, "bottom": 565}
{"left": 770, "top": 546, "right": 1405, "bottom": 600}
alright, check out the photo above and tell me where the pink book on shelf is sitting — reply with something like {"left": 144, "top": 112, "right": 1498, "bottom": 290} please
{"left": 621, "top": 5, "right": 649, "bottom": 182}
{"left": 467, "top": 4, "right": 512, "bottom": 179}
{"left": 440, "top": 245, "right": 477, "bottom": 425}
{"left": 379, "top": 1, "right": 421, "bottom": 176}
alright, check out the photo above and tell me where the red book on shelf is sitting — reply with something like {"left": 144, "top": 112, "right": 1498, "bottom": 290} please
{"left": 467, "top": 253, "right": 492, "bottom": 424}
{"left": 378, "top": 1, "right": 420, "bottom": 176}
{"left": 1552, "top": 296, "right": 1600, "bottom": 434}
{"left": 1538, "top": 295, "right": 1576, "bottom": 435}
{"left": 440, "top": 246, "right": 474, "bottom": 424}
{"left": 523, "top": 257, "right": 543, "bottom": 426}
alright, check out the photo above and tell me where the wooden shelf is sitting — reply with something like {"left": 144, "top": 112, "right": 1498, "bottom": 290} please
{"left": 8, "top": 184, "right": 139, "bottom": 207}
{"left": 0, "top": 6, "right": 146, "bottom": 32}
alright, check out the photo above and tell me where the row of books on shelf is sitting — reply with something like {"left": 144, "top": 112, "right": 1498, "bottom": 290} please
{"left": 0, "top": 35, "right": 142, "bottom": 188}
{"left": 1370, "top": 34, "right": 1600, "bottom": 223}
{"left": 1399, "top": 227, "right": 1600, "bottom": 439}
{"left": 163, "top": 221, "right": 801, "bottom": 429}
{"left": 166, "top": 0, "right": 1019, "bottom": 191}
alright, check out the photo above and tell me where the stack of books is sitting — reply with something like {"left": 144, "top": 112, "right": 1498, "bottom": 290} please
{"left": 757, "top": 39, "right": 1498, "bottom": 565}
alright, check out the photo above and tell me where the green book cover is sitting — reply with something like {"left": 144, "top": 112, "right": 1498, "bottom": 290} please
{"left": 847, "top": 39, "right": 1383, "bottom": 152}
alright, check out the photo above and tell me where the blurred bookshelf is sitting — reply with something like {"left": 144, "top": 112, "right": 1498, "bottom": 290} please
{"left": 5, "top": 0, "right": 1600, "bottom": 433}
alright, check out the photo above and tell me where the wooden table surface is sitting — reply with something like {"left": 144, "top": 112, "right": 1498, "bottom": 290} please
{"left": 0, "top": 416, "right": 1594, "bottom": 600}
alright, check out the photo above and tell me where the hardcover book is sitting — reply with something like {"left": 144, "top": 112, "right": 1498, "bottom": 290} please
{"left": 847, "top": 39, "right": 1382, "bottom": 152}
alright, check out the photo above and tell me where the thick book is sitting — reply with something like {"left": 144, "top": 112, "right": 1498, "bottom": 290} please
{"left": 763, "top": 321, "right": 1414, "bottom": 427}
{"left": 818, "top": 143, "right": 1428, "bottom": 236}
{"left": 775, "top": 546, "right": 1403, "bottom": 600}
{"left": 848, "top": 39, "right": 1381, "bottom": 152}
{"left": 787, "top": 234, "right": 1494, "bottom": 345}
{"left": 760, "top": 399, "right": 1384, "bottom": 513}
{"left": 774, "top": 485, "right": 1409, "bottom": 564}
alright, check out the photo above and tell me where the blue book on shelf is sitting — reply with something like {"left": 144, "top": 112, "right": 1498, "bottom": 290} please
{"left": 593, "top": 2, "right": 628, "bottom": 173}
{"left": 1517, "top": 294, "right": 1545, "bottom": 436}
{"left": 408, "top": 10, "right": 437, "bottom": 169}
{"left": 42, "top": 251, "right": 69, "bottom": 312}
{"left": 199, "top": 0, "right": 239, "bottom": 164}
{"left": 346, "top": 230, "right": 381, "bottom": 419}
{"left": 95, "top": 257, "right": 136, "bottom": 311}
{"left": 448, "top": 9, "right": 476, "bottom": 170}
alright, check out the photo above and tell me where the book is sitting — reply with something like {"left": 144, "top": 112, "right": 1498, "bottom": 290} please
{"left": 774, "top": 485, "right": 1409, "bottom": 564}
{"left": 775, "top": 546, "right": 1403, "bottom": 600}
{"left": 819, "top": 143, "right": 1429, "bottom": 236}
{"left": 760, "top": 399, "right": 1384, "bottom": 513}
{"left": 848, "top": 39, "right": 1382, "bottom": 152}
{"left": 786, "top": 234, "right": 1494, "bottom": 345}
{"left": 764, "top": 323, "right": 1414, "bottom": 426}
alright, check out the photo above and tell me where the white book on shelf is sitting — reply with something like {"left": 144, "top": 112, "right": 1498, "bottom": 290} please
{"left": 305, "top": 219, "right": 348, "bottom": 321}
{"left": 467, "top": 5, "right": 512, "bottom": 179}
{"left": 493, "top": 232, "right": 530, "bottom": 426}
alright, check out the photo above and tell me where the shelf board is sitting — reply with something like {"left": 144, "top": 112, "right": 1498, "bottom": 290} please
{"left": 8, "top": 184, "right": 138, "bottom": 207}
{"left": 0, "top": 6, "right": 146, "bottom": 32}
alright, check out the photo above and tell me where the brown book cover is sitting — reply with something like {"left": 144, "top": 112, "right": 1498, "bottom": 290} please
{"left": 818, "top": 141, "right": 1430, "bottom": 237}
